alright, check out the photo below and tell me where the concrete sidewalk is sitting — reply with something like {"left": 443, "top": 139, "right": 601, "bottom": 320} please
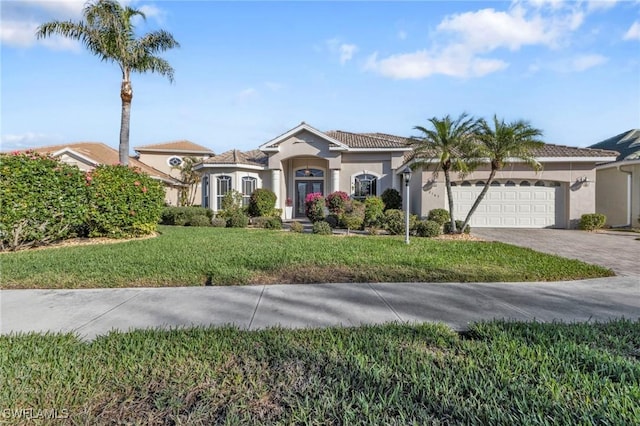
{"left": 2, "top": 277, "right": 639, "bottom": 340}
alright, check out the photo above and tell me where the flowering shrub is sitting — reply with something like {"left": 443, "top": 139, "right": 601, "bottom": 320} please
{"left": 305, "top": 192, "right": 325, "bottom": 222}
{"left": 85, "top": 165, "right": 164, "bottom": 237}
{"left": 0, "top": 151, "right": 88, "bottom": 250}
{"left": 325, "top": 191, "right": 350, "bottom": 215}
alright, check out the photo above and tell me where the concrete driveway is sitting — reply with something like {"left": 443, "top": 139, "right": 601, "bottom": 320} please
{"left": 472, "top": 228, "right": 640, "bottom": 277}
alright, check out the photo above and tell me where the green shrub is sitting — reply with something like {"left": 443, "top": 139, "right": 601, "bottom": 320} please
{"left": 211, "top": 217, "right": 227, "bottom": 228}
{"left": 579, "top": 213, "right": 606, "bottom": 231}
{"left": 312, "top": 221, "right": 333, "bottom": 235}
{"left": 338, "top": 199, "right": 364, "bottom": 232}
{"left": 364, "top": 196, "right": 385, "bottom": 228}
{"left": 247, "top": 188, "right": 277, "bottom": 217}
{"left": 381, "top": 188, "right": 402, "bottom": 210}
{"left": 305, "top": 193, "right": 325, "bottom": 223}
{"left": 251, "top": 216, "right": 271, "bottom": 228}
{"left": 383, "top": 209, "right": 418, "bottom": 235}
{"left": 416, "top": 220, "right": 442, "bottom": 238}
{"left": 161, "top": 206, "right": 213, "bottom": 226}
{"left": 325, "top": 214, "right": 339, "bottom": 229}
{"left": 264, "top": 216, "right": 282, "bottom": 230}
{"left": 444, "top": 220, "right": 471, "bottom": 234}
{"left": 226, "top": 212, "right": 249, "bottom": 228}
{"left": 186, "top": 215, "right": 211, "bottom": 227}
{"left": 85, "top": 165, "right": 164, "bottom": 238}
{"left": 325, "top": 191, "right": 350, "bottom": 215}
{"left": 0, "top": 152, "right": 88, "bottom": 250}
{"left": 289, "top": 221, "right": 304, "bottom": 233}
{"left": 427, "top": 208, "right": 450, "bottom": 226}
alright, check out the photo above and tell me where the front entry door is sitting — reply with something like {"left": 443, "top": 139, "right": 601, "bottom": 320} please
{"left": 296, "top": 181, "right": 323, "bottom": 217}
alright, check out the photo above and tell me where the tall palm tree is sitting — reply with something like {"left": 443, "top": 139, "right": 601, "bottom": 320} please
{"left": 36, "top": 0, "right": 179, "bottom": 165}
{"left": 410, "top": 113, "right": 481, "bottom": 233}
{"left": 459, "top": 115, "right": 545, "bottom": 232}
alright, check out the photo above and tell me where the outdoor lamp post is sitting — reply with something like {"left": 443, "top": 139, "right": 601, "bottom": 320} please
{"left": 402, "top": 166, "right": 412, "bottom": 244}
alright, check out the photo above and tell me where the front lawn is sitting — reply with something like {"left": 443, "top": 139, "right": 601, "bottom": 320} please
{"left": 1, "top": 320, "right": 638, "bottom": 424}
{"left": 1, "top": 226, "right": 612, "bottom": 289}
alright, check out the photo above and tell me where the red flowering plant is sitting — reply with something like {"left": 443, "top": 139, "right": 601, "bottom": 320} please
{"left": 304, "top": 192, "right": 325, "bottom": 222}
{"left": 325, "top": 191, "right": 350, "bottom": 215}
{"left": 285, "top": 197, "right": 293, "bottom": 207}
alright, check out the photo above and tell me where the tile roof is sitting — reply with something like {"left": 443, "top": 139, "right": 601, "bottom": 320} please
{"left": 18, "top": 142, "right": 178, "bottom": 183}
{"left": 588, "top": 129, "right": 640, "bottom": 161}
{"left": 530, "top": 143, "right": 619, "bottom": 158}
{"left": 325, "top": 130, "right": 412, "bottom": 149}
{"left": 134, "top": 140, "right": 215, "bottom": 154}
{"left": 201, "top": 149, "right": 268, "bottom": 167}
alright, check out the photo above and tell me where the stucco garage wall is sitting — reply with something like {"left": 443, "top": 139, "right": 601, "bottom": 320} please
{"left": 413, "top": 161, "right": 600, "bottom": 228}
{"left": 596, "top": 168, "right": 629, "bottom": 226}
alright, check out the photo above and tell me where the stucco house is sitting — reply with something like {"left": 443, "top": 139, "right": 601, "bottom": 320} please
{"left": 195, "top": 122, "right": 618, "bottom": 228}
{"left": 589, "top": 129, "right": 640, "bottom": 227}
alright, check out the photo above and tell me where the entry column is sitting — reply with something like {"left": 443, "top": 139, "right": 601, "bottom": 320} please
{"left": 331, "top": 169, "right": 340, "bottom": 193}
{"left": 271, "top": 169, "right": 282, "bottom": 208}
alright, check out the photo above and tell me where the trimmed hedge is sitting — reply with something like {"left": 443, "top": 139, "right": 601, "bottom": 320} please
{"left": 579, "top": 213, "right": 606, "bottom": 231}
{"left": 427, "top": 208, "right": 450, "bottom": 226}
{"left": 0, "top": 152, "right": 88, "bottom": 250}
{"left": 247, "top": 188, "right": 277, "bottom": 217}
{"left": 161, "top": 206, "right": 213, "bottom": 226}
{"left": 383, "top": 209, "right": 417, "bottom": 235}
{"left": 416, "top": 220, "right": 442, "bottom": 238}
{"left": 85, "top": 165, "right": 165, "bottom": 238}
{"left": 289, "top": 221, "right": 304, "bottom": 233}
{"left": 364, "top": 196, "right": 385, "bottom": 228}
{"left": 312, "top": 221, "right": 333, "bottom": 235}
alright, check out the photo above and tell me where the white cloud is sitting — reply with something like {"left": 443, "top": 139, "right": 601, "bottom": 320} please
{"left": 586, "top": 0, "right": 618, "bottom": 12}
{"left": 624, "top": 21, "right": 640, "bottom": 41}
{"left": 235, "top": 88, "right": 258, "bottom": 103}
{"left": 1, "top": 0, "right": 167, "bottom": 51}
{"left": 550, "top": 53, "right": 608, "bottom": 72}
{"left": 1, "top": 132, "right": 63, "bottom": 150}
{"left": 325, "top": 38, "right": 358, "bottom": 64}
{"left": 365, "top": 47, "right": 508, "bottom": 79}
{"left": 397, "top": 30, "right": 407, "bottom": 40}
{"left": 365, "top": 1, "right": 599, "bottom": 80}
{"left": 339, "top": 43, "right": 357, "bottom": 64}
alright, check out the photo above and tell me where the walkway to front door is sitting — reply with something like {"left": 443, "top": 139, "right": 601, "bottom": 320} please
{"left": 295, "top": 180, "right": 323, "bottom": 217}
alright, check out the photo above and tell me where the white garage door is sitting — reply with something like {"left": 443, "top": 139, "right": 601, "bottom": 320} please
{"left": 449, "top": 181, "right": 564, "bottom": 228}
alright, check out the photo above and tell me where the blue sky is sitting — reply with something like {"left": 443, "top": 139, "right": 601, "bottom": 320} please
{"left": 1, "top": 0, "right": 639, "bottom": 154}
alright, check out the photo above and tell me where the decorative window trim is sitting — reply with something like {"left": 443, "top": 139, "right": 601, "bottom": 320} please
{"left": 216, "top": 175, "right": 232, "bottom": 210}
{"left": 295, "top": 167, "right": 325, "bottom": 178}
{"left": 242, "top": 176, "right": 257, "bottom": 207}
{"left": 167, "top": 156, "right": 183, "bottom": 167}
{"left": 351, "top": 171, "right": 380, "bottom": 199}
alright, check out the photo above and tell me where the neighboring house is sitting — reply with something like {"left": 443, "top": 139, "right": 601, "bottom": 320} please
{"left": 195, "top": 122, "right": 618, "bottom": 228}
{"left": 134, "top": 140, "right": 215, "bottom": 206}
{"left": 14, "top": 142, "right": 182, "bottom": 205}
{"left": 589, "top": 129, "right": 640, "bottom": 227}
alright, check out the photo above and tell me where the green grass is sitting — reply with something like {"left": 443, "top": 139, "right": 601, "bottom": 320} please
{"left": 0, "top": 226, "right": 613, "bottom": 289}
{"left": 1, "top": 320, "right": 638, "bottom": 424}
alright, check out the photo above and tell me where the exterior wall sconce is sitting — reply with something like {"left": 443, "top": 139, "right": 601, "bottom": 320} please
{"left": 576, "top": 176, "right": 591, "bottom": 187}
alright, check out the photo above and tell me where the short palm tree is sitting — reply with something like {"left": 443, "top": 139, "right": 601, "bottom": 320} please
{"left": 410, "top": 113, "right": 481, "bottom": 233}
{"left": 459, "top": 115, "right": 545, "bottom": 232}
{"left": 36, "top": 0, "right": 179, "bottom": 165}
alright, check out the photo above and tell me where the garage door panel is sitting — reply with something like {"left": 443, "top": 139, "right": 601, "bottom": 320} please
{"left": 449, "top": 183, "right": 561, "bottom": 228}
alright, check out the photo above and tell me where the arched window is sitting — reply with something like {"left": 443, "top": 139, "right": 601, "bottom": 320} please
{"left": 461, "top": 181, "right": 471, "bottom": 187}
{"left": 491, "top": 181, "right": 501, "bottom": 186}
{"left": 520, "top": 181, "right": 531, "bottom": 186}
{"left": 296, "top": 168, "right": 324, "bottom": 178}
{"left": 354, "top": 174, "right": 377, "bottom": 200}
{"left": 242, "top": 176, "right": 257, "bottom": 206}
{"left": 451, "top": 182, "right": 457, "bottom": 186}
{"left": 202, "top": 176, "right": 210, "bottom": 209}
{"left": 535, "top": 181, "right": 546, "bottom": 187}
{"left": 476, "top": 181, "right": 485, "bottom": 186}
{"left": 505, "top": 181, "right": 516, "bottom": 187}
{"left": 216, "top": 175, "right": 232, "bottom": 210}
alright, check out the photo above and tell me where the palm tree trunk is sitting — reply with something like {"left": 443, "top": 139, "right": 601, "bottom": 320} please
{"left": 119, "top": 78, "right": 133, "bottom": 166}
{"left": 460, "top": 168, "right": 497, "bottom": 232}
{"left": 444, "top": 167, "right": 457, "bottom": 233}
